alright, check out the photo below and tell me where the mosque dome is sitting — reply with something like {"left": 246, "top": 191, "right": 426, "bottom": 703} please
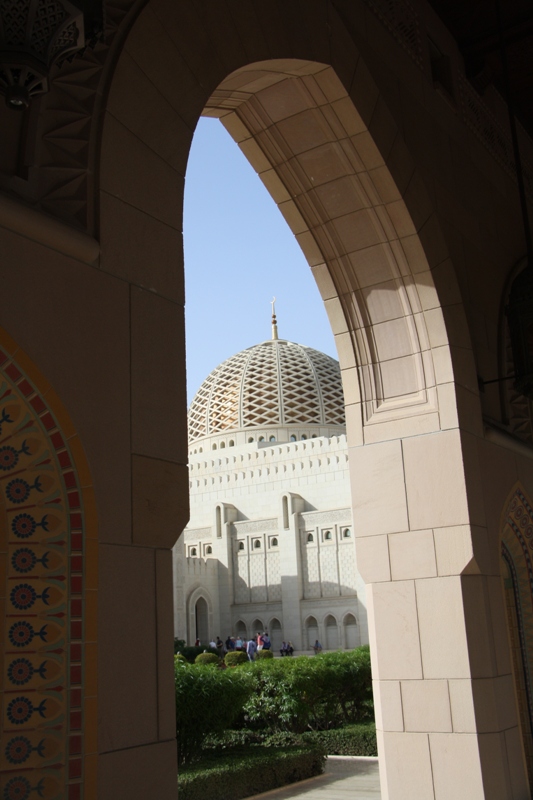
{"left": 188, "top": 338, "right": 346, "bottom": 444}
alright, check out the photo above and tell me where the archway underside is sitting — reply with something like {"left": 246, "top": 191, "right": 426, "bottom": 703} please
{"left": 204, "top": 61, "right": 452, "bottom": 445}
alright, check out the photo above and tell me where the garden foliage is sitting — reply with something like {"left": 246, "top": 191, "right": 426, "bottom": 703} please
{"left": 242, "top": 646, "right": 372, "bottom": 732}
{"left": 195, "top": 652, "right": 220, "bottom": 666}
{"left": 255, "top": 649, "right": 274, "bottom": 659}
{"left": 175, "top": 646, "right": 373, "bottom": 767}
{"left": 174, "top": 660, "right": 253, "bottom": 765}
{"left": 224, "top": 651, "right": 248, "bottom": 667}
{"left": 178, "top": 745, "right": 326, "bottom": 800}
{"left": 177, "top": 645, "right": 219, "bottom": 663}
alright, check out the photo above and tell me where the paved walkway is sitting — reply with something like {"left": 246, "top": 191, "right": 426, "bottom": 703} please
{"left": 249, "top": 756, "right": 381, "bottom": 800}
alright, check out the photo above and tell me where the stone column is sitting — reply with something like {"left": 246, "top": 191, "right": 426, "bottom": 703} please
{"left": 353, "top": 428, "right": 530, "bottom": 799}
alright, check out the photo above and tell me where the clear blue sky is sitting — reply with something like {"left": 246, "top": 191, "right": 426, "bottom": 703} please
{"left": 183, "top": 117, "right": 337, "bottom": 404}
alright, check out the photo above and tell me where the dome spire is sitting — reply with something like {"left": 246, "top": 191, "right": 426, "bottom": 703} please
{"left": 271, "top": 297, "right": 279, "bottom": 340}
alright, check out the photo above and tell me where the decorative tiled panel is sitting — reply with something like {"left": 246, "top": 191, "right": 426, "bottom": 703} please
{"left": 266, "top": 552, "right": 281, "bottom": 601}
{"left": 319, "top": 546, "right": 340, "bottom": 597}
{"left": 249, "top": 554, "right": 267, "bottom": 603}
{"left": 0, "top": 332, "right": 97, "bottom": 800}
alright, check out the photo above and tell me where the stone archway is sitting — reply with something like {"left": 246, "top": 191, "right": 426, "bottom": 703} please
{"left": 97, "top": 10, "right": 528, "bottom": 791}
{"left": 1, "top": 0, "right": 532, "bottom": 798}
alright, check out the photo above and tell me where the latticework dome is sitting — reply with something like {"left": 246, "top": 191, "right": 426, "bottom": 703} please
{"left": 188, "top": 339, "right": 345, "bottom": 443}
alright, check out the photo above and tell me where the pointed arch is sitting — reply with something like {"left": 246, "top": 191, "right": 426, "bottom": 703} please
{"left": 343, "top": 612, "right": 360, "bottom": 650}
{"left": 186, "top": 586, "right": 214, "bottom": 645}
{"left": 324, "top": 613, "right": 340, "bottom": 650}
{"left": 0, "top": 327, "right": 97, "bottom": 799}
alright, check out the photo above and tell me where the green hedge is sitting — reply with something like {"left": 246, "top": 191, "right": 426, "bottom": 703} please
{"left": 225, "top": 651, "right": 248, "bottom": 667}
{"left": 178, "top": 745, "right": 326, "bottom": 800}
{"left": 303, "top": 722, "right": 377, "bottom": 756}
{"left": 204, "top": 722, "right": 376, "bottom": 756}
{"left": 256, "top": 649, "right": 274, "bottom": 659}
{"left": 178, "top": 645, "right": 219, "bottom": 663}
{"left": 175, "top": 661, "right": 253, "bottom": 765}
{"left": 195, "top": 653, "right": 220, "bottom": 666}
{"left": 242, "top": 646, "right": 373, "bottom": 733}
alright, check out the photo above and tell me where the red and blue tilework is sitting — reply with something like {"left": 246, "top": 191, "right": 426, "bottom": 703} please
{"left": 0, "top": 346, "right": 88, "bottom": 800}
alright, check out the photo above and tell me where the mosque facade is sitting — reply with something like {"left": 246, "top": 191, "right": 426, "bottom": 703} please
{"left": 173, "top": 313, "right": 368, "bottom": 652}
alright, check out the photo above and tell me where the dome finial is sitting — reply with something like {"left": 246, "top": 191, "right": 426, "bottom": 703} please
{"left": 271, "top": 297, "right": 279, "bottom": 340}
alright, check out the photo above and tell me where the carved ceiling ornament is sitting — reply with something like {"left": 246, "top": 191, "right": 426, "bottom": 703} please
{"left": 0, "top": 0, "right": 103, "bottom": 110}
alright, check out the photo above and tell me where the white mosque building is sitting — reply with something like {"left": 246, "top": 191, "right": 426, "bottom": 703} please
{"left": 173, "top": 310, "right": 368, "bottom": 653}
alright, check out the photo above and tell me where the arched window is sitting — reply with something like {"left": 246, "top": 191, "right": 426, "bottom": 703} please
{"left": 269, "top": 435, "right": 276, "bottom": 442}
{"left": 212, "top": 443, "right": 217, "bottom": 450}
{"left": 254, "top": 539, "right": 261, "bottom": 549}
{"left": 258, "top": 436, "right": 265, "bottom": 442}
{"left": 195, "top": 597, "right": 209, "bottom": 643}
{"left": 344, "top": 613, "right": 359, "bottom": 649}
{"left": 190, "top": 547, "right": 197, "bottom": 556}
{"left": 235, "top": 620, "right": 247, "bottom": 639}
{"left": 199, "top": 447, "right": 203, "bottom": 453}
{"left": 324, "top": 530, "right": 332, "bottom": 540}
{"left": 307, "top": 533, "right": 314, "bottom": 543}
{"left": 290, "top": 434, "right": 297, "bottom": 442}
{"left": 301, "top": 434, "right": 307, "bottom": 440}
{"left": 312, "top": 434, "right": 317, "bottom": 438}
{"left": 282, "top": 496, "right": 289, "bottom": 529}
{"left": 220, "top": 441, "right": 226, "bottom": 449}
{"left": 238, "top": 541, "right": 245, "bottom": 551}
{"left": 269, "top": 618, "right": 282, "bottom": 652}
{"left": 305, "top": 616, "right": 318, "bottom": 649}
{"left": 216, "top": 506, "right": 222, "bottom": 538}
{"left": 248, "top": 437, "right": 254, "bottom": 443}
{"left": 229, "top": 440, "right": 235, "bottom": 447}
{"left": 343, "top": 528, "right": 351, "bottom": 538}
{"left": 271, "top": 537, "right": 278, "bottom": 547}
{"left": 252, "top": 618, "right": 264, "bottom": 634}
{"left": 206, "top": 545, "right": 212, "bottom": 554}
{"left": 325, "top": 614, "right": 339, "bottom": 650}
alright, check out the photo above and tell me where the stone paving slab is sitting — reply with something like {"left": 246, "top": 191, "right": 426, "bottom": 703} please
{"left": 248, "top": 756, "right": 381, "bottom": 800}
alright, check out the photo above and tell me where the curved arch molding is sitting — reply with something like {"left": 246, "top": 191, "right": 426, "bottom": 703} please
{"left": 501, "top": 482, "right": 533, "bottom": 770}
{"left": 0, "top": 330, "right": 97, "bottom": 800}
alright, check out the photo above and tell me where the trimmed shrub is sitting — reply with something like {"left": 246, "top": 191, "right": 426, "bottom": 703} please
{"left": 174, "top": 653, "right": 188, "bottom": 666}
{"left": 195, "top": 652, "right": 220, "bottom": 666}
{"left": 179, "top": 645, "right": 219, "bottom": 663}
{"left": 203, "top": 723, "right": 376, "bottom": 756}
{"left": 175, "top": 661, "right": 253, "bottom": 765}
{"left": 242, "top": 646, "right": 372, "bottom": 733}
{"left": 256, "top": 648, "right": 274, "bottom": 659}
{"left": 303, "top": 722, "right": 377, "bottom": 756}
{"left": 225, "top": 651, "right": 248, "bottom": 667}
{"left": 178, "top": 745, "right": 326, "bottom": 800}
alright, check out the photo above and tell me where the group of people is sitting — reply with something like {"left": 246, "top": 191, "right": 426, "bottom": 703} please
{"left": 197, "top": 631, "right": 273, "bottom": 661}
{"left": 279, "top": 641, "right": 294, "bottom": 657}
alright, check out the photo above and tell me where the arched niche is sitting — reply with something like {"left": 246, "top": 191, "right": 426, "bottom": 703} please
{"left": 269, "top": 617, "right": 283, "bottom": 652}
{"left": 325, "top": 613, "right": 339, "bottom": 650}
{"left": 343, "top": 612, "right": 360, "bottom": 649}
{"left": 186, "top": 586, "right": 214, "bottom": 646}
{"left": 0, "top": 327, "right": 96, "bottom": 800}
{"left": 305, "top": 615, "right": 319, "bottom": 650}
